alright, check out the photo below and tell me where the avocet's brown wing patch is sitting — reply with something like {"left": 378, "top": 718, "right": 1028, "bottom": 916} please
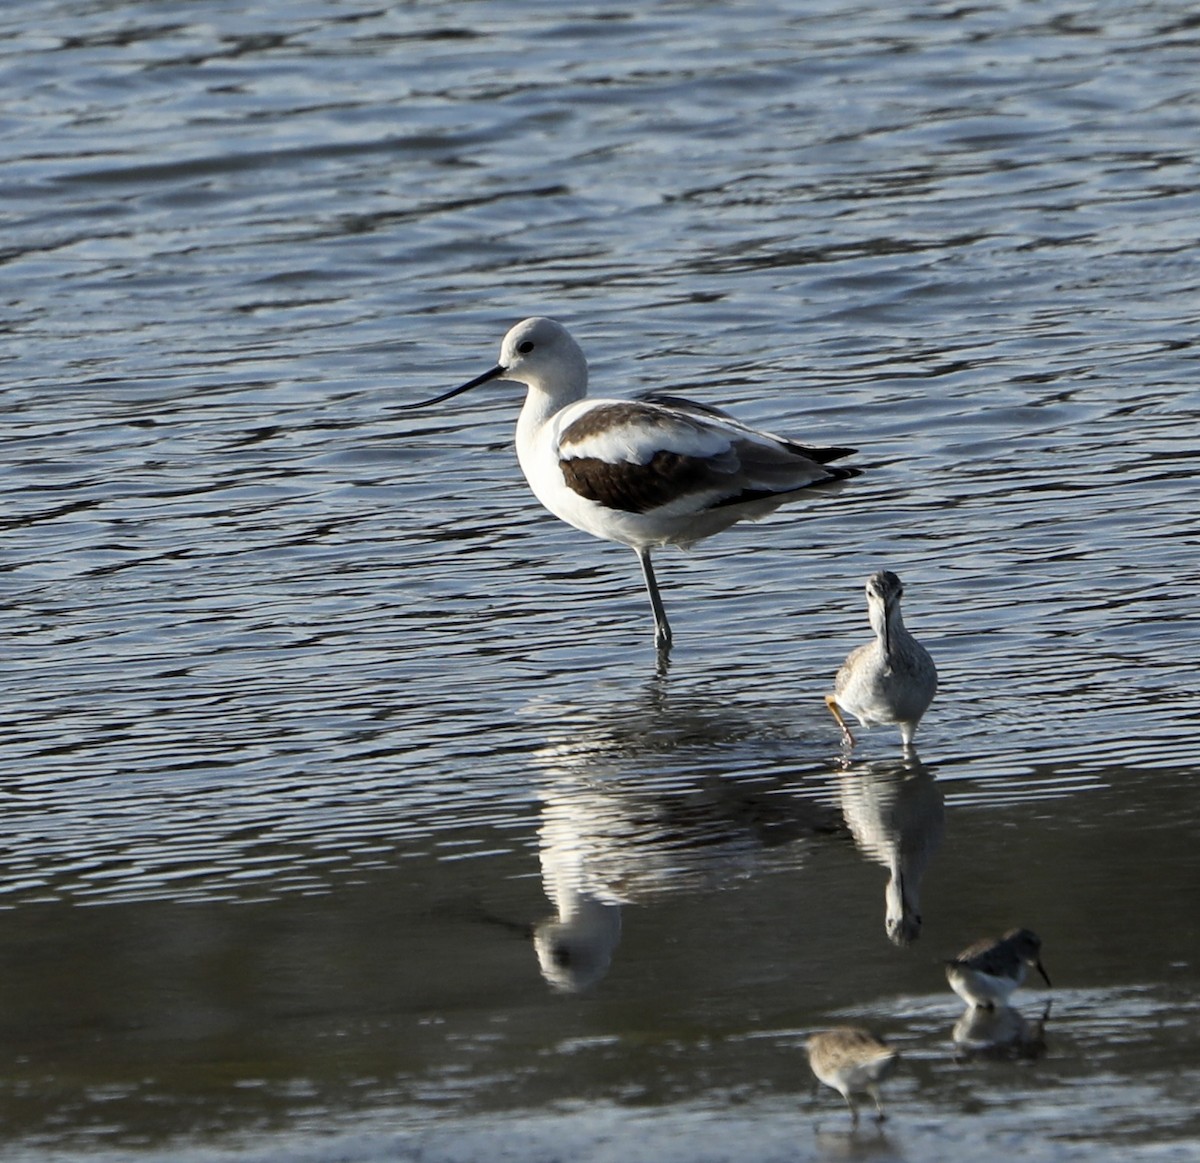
{"left": 560, "top": 451, "right": 715, "bottom": 514}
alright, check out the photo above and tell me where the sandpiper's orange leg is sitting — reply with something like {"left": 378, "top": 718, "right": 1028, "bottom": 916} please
{"left": 824, "top": 694, "right": 856, "bottom": 746}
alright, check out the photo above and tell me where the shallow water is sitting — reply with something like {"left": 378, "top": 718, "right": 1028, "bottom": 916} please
{"left": 1, "top": 1, "right": 1198, "bottom": 1160}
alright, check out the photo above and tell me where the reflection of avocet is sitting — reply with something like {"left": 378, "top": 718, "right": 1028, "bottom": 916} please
{"left": 833, "top": 757, "right": 944, "bottom": 946}
{"left": 530, "top": 690, "right": 843, "bottom": 992}
{"left": 468, "top": 763, "right": 627, "bottom": 993}
{"left": 534, "top": 780, "right": 626, "bottom": 994}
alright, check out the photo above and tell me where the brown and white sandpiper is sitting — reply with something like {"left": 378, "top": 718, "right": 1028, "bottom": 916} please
{"left": 807, "top": 1026, "right": 900, "bottom": 1126}
{"left": 945, "top": 928, "right": 1052, "bottom": 1010}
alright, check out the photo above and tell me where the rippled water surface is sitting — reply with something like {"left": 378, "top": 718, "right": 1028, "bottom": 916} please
{"left": 2, "top": 1, "right": 1198, "bottom": 1160}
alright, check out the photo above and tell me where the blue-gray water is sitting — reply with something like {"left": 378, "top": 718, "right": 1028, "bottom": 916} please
{"left": 2, "top": 2, "right": 1198, "bottom": 1160}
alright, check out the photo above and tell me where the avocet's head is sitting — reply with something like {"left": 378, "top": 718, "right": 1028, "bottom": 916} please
{"left": 400, "top": 317, "right": 588, "bottom": 411}
{"left": 498, "top": 317, "right": 587, "bottom": 388}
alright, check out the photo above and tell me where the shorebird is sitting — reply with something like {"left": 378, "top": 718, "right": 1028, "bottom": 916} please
{"left": 825, "top": 570, "right": 937, "bottom": 748}
{"left": 807, "top": 1026, "right": 900, "bottom": 1126}
{"left": 401, "top": 317, "right": 856, "bottom": 654}
{"left": 945, "top": 928, "right": 1052, "bottom": 1010}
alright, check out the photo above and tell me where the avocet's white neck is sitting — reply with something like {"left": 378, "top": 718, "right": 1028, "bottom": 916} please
{"left": 515, "top": 379, "right": 572, "bottom": 487}
{"left": 516, "top": 368, "right": 586, "bottom": 433}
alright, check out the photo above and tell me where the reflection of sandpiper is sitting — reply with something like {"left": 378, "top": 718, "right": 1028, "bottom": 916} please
{"left": 826, "top": 571, "right": 937, "bottom": 749}
{"left": 807, "top": 1027, "right": 900, "bottom": 1126}
{"left": 834, "top": 757, "right": 944, "bottom": 946}
{"left": 945, "top": 928, "right": 1052, "bottom": 1009}
{"left": 400, "top": 317, "right": 856, "bottom": 655}
{"left": 952, "top": 1000, "right": 1052, "bottom": 1061}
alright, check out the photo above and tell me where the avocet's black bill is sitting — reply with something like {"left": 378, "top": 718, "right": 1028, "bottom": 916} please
{"left": 398, "top": 364, "right": 507, "bottom": 409}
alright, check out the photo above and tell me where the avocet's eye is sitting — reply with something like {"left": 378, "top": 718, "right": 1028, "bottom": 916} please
{"left": 517, "top": 340, "right": 535, "bottom": 354}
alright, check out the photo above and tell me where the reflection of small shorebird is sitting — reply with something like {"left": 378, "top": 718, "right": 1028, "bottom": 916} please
{"left": 401, "top": 317, "right": 857, "bottom": 654}
{"left": 835, "top": 758, "right": 944, "bottom": 946}
{"left": 825, "top": 571, "right": 937, "bottom": 748}
{"left": 807, "top": 1027, "right": 900, "bottom": 1126}
{"left": 953, "top": 1000, "right": 1052, "bottom": 1061}
{"left": 945, "top": 928, "right": 1052, "bottom": 1010}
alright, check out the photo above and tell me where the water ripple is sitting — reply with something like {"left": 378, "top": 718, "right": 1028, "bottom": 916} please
{"left": 0, "top": 2, "right": 1198, "bottom": 1150}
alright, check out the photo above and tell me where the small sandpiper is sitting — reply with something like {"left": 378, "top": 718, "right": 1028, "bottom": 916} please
{"left": 945, "top": 928, "right": 1052, "bottom": 1010}
{"left": 825, "top": 570, "right": 937, "bottom": 749}
{"left": 807, "top": 1026, "right": 900, "bottom": 1126}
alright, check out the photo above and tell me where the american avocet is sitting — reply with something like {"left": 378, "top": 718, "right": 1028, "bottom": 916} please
{"left": 402, "top": 317, "right": 857, "bottom": 654}
{"left": 807, "top": 1027, "right": 901, "bottom": 1126}
{"left": 945, "top": 928, "right": 1052, "bottom": 1010}
{"left": 825, "top": 571, "right": 937, "bottom": 749}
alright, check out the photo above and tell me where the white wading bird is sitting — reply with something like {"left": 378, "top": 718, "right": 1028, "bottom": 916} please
{"left": 402, "top": 317, "right": 857, "bottom": 655}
